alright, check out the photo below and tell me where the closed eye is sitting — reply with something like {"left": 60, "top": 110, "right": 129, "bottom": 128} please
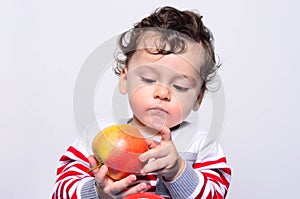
{"left": 141, "top": 77, "right": 156, "bottom": 84}
{"left": 173, "top": 85, "right": 189, "bottom": 92}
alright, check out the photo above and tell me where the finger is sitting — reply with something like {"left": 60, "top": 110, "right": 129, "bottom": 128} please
{"left": 159, "top": 126, "right": 171, "bottom": 143}
{"left": 88, "top": 155, "right": 103, "bottom": 175}
{"left": 94, "top": 165, "right": 110, "bottom": 187}
{"left": 88, "top": 155, "right": 99, "bottom": 169}
{"left": 88, "top": 156, "right": 111, "bottom": 186}
{"left": 145, "top": 138, "right": 159, "bottom": 149}
{"left": 105, "top": 174, "right": 137, "bottom": 195}
{"left": 139, "top": 146, "right": 168, "bottom": 163}
{"left": 141, "top": 157, "right": 169, "bottom": 174}
{"left": 118, "top": 182, "right": 150, "bottom": 198}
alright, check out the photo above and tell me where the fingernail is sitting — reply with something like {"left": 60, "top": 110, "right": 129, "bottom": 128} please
{"left": 140, "top": 169, "right": 146, "bottom": 175}
{"left": 101, "top": 165, "right": 107, "bottom": 172}
{"left": 139, "top": 183, "right": 146, "bottom": 190}
{"left": 139, "top": 155, "right": 145, "bottom": 162}
{"left": 129, "top": 174, "right": 136, "bottom": 181}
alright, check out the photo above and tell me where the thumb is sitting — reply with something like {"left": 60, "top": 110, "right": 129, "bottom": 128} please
{"left": 88, "top": 155, "right": 99, "bottom": 168}
{"left": 88, "top": 155, "right": 103, "bottom": 173}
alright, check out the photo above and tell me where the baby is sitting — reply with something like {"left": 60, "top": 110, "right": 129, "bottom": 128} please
{"left": 53, "top": 6, "right": 231, "bottom": 199}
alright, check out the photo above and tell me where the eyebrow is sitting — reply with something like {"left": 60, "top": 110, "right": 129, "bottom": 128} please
{"left": 134, "top": 65, "right": 157, "bottom": 74}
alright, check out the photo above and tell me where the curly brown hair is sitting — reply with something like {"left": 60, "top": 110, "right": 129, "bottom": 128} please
{"left": 114, "top": 6, "right": 220, "bottom": 90}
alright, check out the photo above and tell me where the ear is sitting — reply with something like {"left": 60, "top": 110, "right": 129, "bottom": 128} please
{"left": 119, "top": 67, "right": 128, "bottom": 94}
{"left": 192, "top": 85, "right": 206, "bottom": 111}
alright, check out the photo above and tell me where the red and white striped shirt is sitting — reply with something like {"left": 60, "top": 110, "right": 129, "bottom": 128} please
{"left": 52, "top": 122, "right": 231, "bottom": 199}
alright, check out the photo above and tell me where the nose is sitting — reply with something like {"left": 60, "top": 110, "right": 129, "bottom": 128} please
{"left": 153, "top": 85, "right": 171, "bottom": 101}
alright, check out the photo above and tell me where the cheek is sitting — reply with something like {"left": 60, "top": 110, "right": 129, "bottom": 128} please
{"left": 170, "top": 94, "right": 196, "bottom": 118}
{"left": 129, "top": 95, "right": 142, "bottom": 113}
{"left": 128, "top": 86, "right": 150, "bottom": 112}
{"left": 168, "top": 103, "right": 183, "bottom": 124}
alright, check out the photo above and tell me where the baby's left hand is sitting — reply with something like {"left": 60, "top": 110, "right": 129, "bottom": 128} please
{"left": 139, "top": 126, "right": 185, "bottom": 181}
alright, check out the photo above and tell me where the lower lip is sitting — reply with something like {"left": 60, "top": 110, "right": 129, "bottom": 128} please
{"left": 149, "top": 108, "right": 167, "bottom": 114}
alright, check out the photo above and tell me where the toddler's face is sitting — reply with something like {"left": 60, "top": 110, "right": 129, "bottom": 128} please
{"left": 119, "top": 35, "right": 205, "bottom": 132}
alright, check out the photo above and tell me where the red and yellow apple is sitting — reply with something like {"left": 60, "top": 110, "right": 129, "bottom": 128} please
{"left": 123, "top": 192, "right": 165, "bottom": 199}
{"left": 92, "top": 124, "right": 148, "bottom": 180}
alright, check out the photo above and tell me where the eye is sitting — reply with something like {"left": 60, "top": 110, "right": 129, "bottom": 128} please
{"left": 141, "top": 76, "right": 156, "bottom": 84}
{"left": 173, "top": 85, "right": 189, "bottom": 92}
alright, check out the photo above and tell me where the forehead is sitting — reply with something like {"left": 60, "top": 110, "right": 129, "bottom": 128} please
{"left": 134, "top": 30, "right": 206, "bottom": 73}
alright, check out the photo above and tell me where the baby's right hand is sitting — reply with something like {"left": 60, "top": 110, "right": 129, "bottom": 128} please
{"left": 88, "top": 155, "right": 150, "bottom": 199}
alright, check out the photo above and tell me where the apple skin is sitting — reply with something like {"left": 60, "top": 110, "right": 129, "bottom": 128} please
{"left": 92, "top": 124, "right": 148, "bottom": 180}
{"left": 123, "top": 192, "right": 165, "bottom": 199}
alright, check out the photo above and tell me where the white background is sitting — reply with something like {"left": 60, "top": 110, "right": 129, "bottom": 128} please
{"left": 1, "top": 0, "right": 300, "bottom": 198}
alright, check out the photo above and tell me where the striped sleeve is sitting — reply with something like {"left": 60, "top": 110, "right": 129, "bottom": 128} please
{"left": 193, "top": 145, "right": 231, "bottom": 199}
{"left": 52, "top": 139, "right": 98, "bottom": 199}
{"left": 162, "top": 144, "right": 231, "bottom": 199}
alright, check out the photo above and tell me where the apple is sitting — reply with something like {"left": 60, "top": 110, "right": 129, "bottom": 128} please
{"left": 92, "top": 124, "right": 148, "bottom": 180}
{"left": 123, "top": 192, "right": 165, "bottom": 199}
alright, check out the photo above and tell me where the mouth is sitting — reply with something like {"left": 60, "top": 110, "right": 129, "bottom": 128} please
{"left": 148, "top": 106, "right": 168, "bottom": 114}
